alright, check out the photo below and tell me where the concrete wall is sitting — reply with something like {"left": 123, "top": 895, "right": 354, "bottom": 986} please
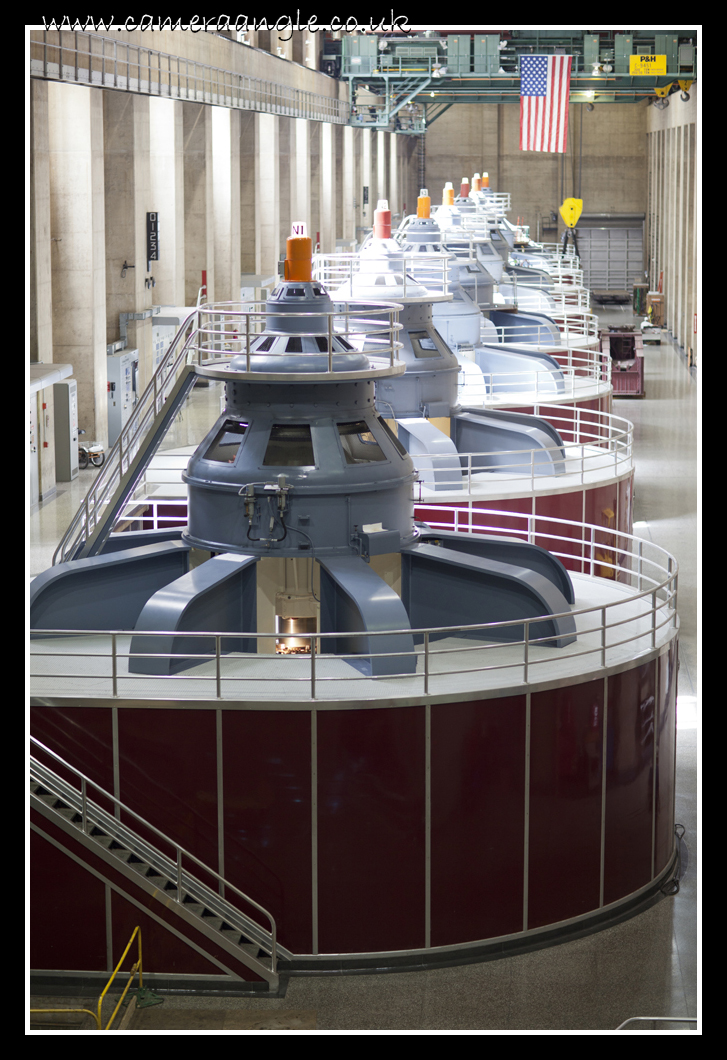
{"left": 24, "top": 31, "right": 416, "bottom": 491}
{"left": 424, "top": 102, "right": 648, "bottom": 242}
{"left": 645, "top": 87, "right": 698, "bottom": 362}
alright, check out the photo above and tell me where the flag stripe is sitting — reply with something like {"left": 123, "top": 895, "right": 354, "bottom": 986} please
{"left": 520, "top": 54, "right": 572, "bottom": 154}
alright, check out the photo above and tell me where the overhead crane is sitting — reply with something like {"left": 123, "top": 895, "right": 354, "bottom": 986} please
{"left": 321, "top": 29, "right": 698, "bottom": 133}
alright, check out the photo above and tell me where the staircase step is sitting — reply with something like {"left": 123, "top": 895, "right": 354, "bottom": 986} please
{"left": 56, "top": 807, "right": 83, "bottom": 823}
{"left": 201, "top": 912, "right": 225, "bottom": 931}
{"left": 110, "top": 847, "right": 134, "bottom": 862}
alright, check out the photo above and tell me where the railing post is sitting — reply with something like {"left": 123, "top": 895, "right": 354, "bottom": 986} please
{"left": 601, "top": 607, "right": 607, "bottom": 667}
{"left": 82, "top": 776, "right": 88, "bottom": 833}
{"left": 310, "top": 634, "right": 316, "bottom": 699}
{"left": 328, "top": 313, "right": 333, "bottom": 373}
{"left": 638, "top": 538, "right": 643, "bottom": 587}
{"left": 523, "top": 620, "right": 529, "bottom": 683}
{"left": 246, "top": 312, "right": 251, "bottom": 372}
{"left": 111, "top": 632, "right": 118, "bottom": 697}
{"left": 216, "top": 635, "right": 221, "bottom": 699}
{"left": 177, "top": 847, "right": 183, "bottom": 900}
{"left": 651, "top": 590, "right": 657, "bottom": 648}
{"left": 423, "top": 631, "right": 429, "bottom": 695}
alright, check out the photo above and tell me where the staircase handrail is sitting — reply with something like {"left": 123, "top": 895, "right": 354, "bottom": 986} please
{"left": 30, "top": 736, "right": 278, "bottom": 967}
{"left": 52, "top": 308, "right": 201, "bottom": 566}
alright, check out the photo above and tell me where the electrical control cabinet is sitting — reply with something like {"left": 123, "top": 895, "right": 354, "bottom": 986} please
{"left": 53, "top": 378, "right": 79, "bottom": 481}
{"left": 107, "top": 349, "right": 138, "bottom": 446}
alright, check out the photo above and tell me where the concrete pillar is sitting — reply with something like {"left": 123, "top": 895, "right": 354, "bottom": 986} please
{"left": 377, "top": 130, "right": 387, "bottom": 208}
{"left": 211, "top": 106, "right": 241, "bottom": 303}
{"left": 279, "top": 117, "right": 291, "bottom": 256}
{"left": 30, "top": 80, "right": 53, "bottom": 365}
{"left": 291, "top": 118, "right": 311, "bottom": 231}
{"left": 309, "top": 120, "right": 321, "bottom": 250}
{"left": 361, "top": 127, "right": 372, "bottom": 230}
{"left": 255, "top": 112, "right": 280, "bottom": 278}
{"left": 183, "top": 102, "right": 214, "bottom": 307}
{"left": 319, "top": 121, "right": 336, "bottom": 253}
{"left": 103, "top": 91, "right": 153, "bottom": 394}
{"left": 239, "top": 111, "right": 257, "bottom": 275}
{"left": 389, "top": 133, "right": 399, "bottom": 218}
{"left": 342, "top": 125, "right": 355, "bottom": 244}
{"left": 302, "top": 30, "right": 320, "bottom": 71}
{"left": 48, "top": 82, "right": 108, "bottom": 446}
{"left": 30, "top": 79, "right": 56, "bottom": 497}
{"left": 149, "top": 97, "right": 185, "bottom": 307}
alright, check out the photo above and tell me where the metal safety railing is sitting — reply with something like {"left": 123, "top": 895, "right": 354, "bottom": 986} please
{"left": 615, "top": 1016, "right": 698, "bottom": 1031}
{"left": 29, "top": 1005, "right": 102, "bottom": 1031}
{"left": 29, "top": 925, "right": 143, "bottom": 1030}
{"left": 96, "top": 926, "right": 143, "bottom": 1030}
{"left": 30, "top": 514, "right": 678, "bottom": 703}
{"left": 30, "top": 738, "right": 279, "bottom": 973}
{"left": 53, "top": 307, "right": 201, "bottom": 566}
{"left": 312, "top": 250, "right": 452, "bottom": 297}
{"left": 52, "top": 300, "right": 404, "bottom": 566}
{"left": 183, "top": 299, "right": 404, "bottom": 374}
{"left": 412, "top": 406, "right": 632, "bottom": 491}
{"left": 487, "top": 317, "right": 601, "bottom": 348}
{"left": 122, "top": 404, "right": 633, "bottom": 525}
{"left": 30, "top": 30, "right": 349, "bottom": 124}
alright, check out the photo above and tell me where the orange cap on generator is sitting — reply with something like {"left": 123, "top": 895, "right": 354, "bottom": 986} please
{"left": 417, "top": 189, "right": 431, "bottom": 218}
{"left": 374, "top": 199, "right": 392, "bottom": 239}
{"left": 472, "top": 173, "right": 482, "bottom": 192}
{"left": 284, "top": 222, "right": 312, "bottom": 282}
{"left": 482, "top": 171, "right": 490, "bottom": 188}
{"left": 459, "top": 178, "right": 470, "bottom": 198}
{"left": 442, "top": 182, "right": 455, "bottom": 206}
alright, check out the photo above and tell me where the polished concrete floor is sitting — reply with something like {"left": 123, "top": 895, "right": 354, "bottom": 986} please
{"left": 28, "top": 306, "right": 700, "bottom": 1032}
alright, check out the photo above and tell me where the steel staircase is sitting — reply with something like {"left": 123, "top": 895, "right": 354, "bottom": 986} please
{"left": 30, "top": 739, "right": 290, "bottom": 989}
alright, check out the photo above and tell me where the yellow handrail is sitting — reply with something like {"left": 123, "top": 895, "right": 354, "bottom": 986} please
{"left": 29, "top": 1007, "right": 102, "bottom": 1030}
{"left": 97, "top": 925, "right": 143, "bottom": 1030}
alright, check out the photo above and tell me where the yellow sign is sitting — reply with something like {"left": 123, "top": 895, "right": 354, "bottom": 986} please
{"left": 630, "top": 54, "right": 667, "bottom": 75}
{"left": 559, "top": 198, "right": 583, "bottom": 229}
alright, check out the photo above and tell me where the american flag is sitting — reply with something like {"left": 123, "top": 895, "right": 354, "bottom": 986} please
{"left": 520, "top": 54, "right": 572, "bottom": 153}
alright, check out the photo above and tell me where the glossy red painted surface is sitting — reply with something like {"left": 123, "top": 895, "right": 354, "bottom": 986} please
{"left": 30, "top": 642, "right": 678, "bottom": 971}
{"left": 430, "top": 696, "right": 526, "bottom": 945}
{"left": 497, "top": 394, "right": 612, "bottom": 418}
{"left": 316, "top": 706, "right": 425, "bottom": 954}
{"left": 528, "top": 681, "right": 604, "bottom": 927}
{"left": 584, "top": 482, "right": 621, "bottom": 581}
{"left": 222, "top": 710, "right": 313, "bottom": 955}
{"left": 469, "top": 496, "right": 533, "bottom": 533}
{"left": 30, "top": 821, "right": 107, "bottom": 970}
{"left": 30, "top": 706, "right": 115, "bottom": 815}
{"left": 619, "top": 474, "right": 634, "bottom": 542}
{"left": 604, "top": 662, "right": 656, "bottom": 904}
{"left": 117, "top": 709, "right": 219, "bottom": 892}
{"left": 655, "top": 641, "right": 677, "bottom": 874}
{"left": 534, "top": 493, "right": 587, "bottom": 571}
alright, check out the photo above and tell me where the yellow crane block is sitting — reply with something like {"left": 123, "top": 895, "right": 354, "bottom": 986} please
{"left": 559, "top": 198, "right": 583, "bottom": 229}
